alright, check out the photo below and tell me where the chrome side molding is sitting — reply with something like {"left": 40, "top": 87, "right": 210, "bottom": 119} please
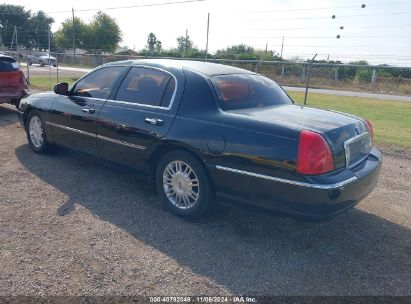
{"left": 46, "top": 121, "right": 146, "bottom": 150}
{"left": 215, "top": 165, "right": 358, "bottom": 190}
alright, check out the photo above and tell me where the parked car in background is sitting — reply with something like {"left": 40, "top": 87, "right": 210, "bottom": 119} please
{"left": 27, "top": 52, "right": 57, "bottom": 67}
{"left": 0, "top": 54, "right": 29, "bottom": 109}
{"left": 17, "top": 59, "right": 382, "bottom": 220}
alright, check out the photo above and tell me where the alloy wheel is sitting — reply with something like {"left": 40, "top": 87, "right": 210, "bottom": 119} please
{"left": 29, "top": 116, "right": 44, "bottom": 148}
{"left": 162, "top": 160, "right": 200, "bottom": 209}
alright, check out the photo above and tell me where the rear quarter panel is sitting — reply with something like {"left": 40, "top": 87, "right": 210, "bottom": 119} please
{"left": 165, "top": 69, "right": 301, "bottom": 193}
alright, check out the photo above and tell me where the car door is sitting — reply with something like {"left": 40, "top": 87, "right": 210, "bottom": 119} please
{"left": 96, "top": 66, "right": 181, "bottom": 169}
{"left": 34, "top": 54, "right": 40, "bottom": 64}
{"left": 48, "top": 66, "right": 126, "bottom": 154}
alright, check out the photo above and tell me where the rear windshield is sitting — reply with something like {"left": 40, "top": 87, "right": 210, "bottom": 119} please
{"left": 0, "top": 57, "right": 19, "bottom": 72}
{"left": 211, "top": 74, "right": 292, "bottom": 111}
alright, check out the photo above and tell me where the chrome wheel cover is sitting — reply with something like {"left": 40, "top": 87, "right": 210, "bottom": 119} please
{"left": 163, "top": 160, "right": 200, "bottom": 209}
{"left": 29, "top": 116, "right": 44, "bottom": 148}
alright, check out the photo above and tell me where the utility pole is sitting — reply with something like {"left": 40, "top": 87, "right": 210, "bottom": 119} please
{"left": 10, "top": 26, "right": 16, "bottom": 50}
{"left": 265, "top": 43, "right": 268, "bottom": 54}
{"left": 304, "top": 53, "right": 317, "bottom": 106}
{"left": 205, "top": 13, "right": 210, "bottom": 62}
{"left": 36, "top": 28, "right": 39, "bottom": 50}
{"left": 0, "top": 23, "right": 3, "bottom": 51}
{"left": 185, "top": 28, "right": 188, "bottom": 57}
{"left": 72, "top": 8, "right": 76, "bottom": 63}
{"left": 280, "top": 36, "right": 284, "bottom": 59}
{"left": 48, "top": 26, "right": 51, "bottom": 90}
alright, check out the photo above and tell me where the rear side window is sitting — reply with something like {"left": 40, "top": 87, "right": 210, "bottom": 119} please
{"left": 211, "top": 74, "right": 292, "bottom": 111}
{"left": 0, "top": 57, "right": 19, "bottom": 72}
{"left": 115, "top": 67, "right": 176, "bottom": 107}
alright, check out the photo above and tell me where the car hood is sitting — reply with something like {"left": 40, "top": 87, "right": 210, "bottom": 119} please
{"left": 229, "top": 104, "right": 367, "bottom": 169}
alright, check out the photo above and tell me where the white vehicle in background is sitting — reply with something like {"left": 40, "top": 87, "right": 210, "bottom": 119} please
{"left": 27, "top": 52, "right": 57, "bottom": 67}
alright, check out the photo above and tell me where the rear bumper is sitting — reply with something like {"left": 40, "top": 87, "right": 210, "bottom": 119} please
{"left": 0, "top": 89, "right": 27, "bottom": 103}
{"left": 209, "top": 148, "right": 382, "bottom": 220}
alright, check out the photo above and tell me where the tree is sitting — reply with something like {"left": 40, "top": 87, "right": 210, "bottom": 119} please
{"left": 216, "top": 44, "right": 256, "bottom": 60}
{"left": 176, "top": 35, "right": 193, "bottom": 55}
{"left": 86, "top": 11, "right": 121, "bottom": 52}
{"left": 0, "top": 5, "right": 54, "bottom": 50}
{"left": 55, "top": 17, "right": 88, "bottom": 50}
{"left": 28, "top": 11, "right": 54, "bottom": 50}
{"left": 155, "top": 40, "right": 162, "bottom": 53}
{"left": 0, "top": 4, "right": 31, "bottom": 48}
{"left": 55, "top": 11, "right": 121, "bottom": 52}
{"left": 147, "top": 32, "right": 158, "bottom": 53}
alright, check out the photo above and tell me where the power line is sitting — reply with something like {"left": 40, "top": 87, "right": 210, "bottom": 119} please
{"left": 46, "top": 0, "right": 206, "bottom": 14}
{"left": 246, "top": 1, "right": 411, "bottom": 14}
{"left": 0, "top": 0, "right": 206, "bottom": 16}
{"left": 263, "top": 44, "right": 409, "bottom": 48}
{"left": 243, "top": 35, "right": 411, "bottom": 39}
{"left": 248, "top": 11, "right": 411, "bottom": 22}
{"left": 249, "top": 24, "right": 411, "bottom": 31}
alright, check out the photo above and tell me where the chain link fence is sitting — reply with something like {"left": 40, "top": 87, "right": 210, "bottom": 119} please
{"left": 4, "top": 50, "right": 411, "bottom": 101}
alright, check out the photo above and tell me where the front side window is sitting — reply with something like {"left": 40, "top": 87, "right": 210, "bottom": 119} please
{"left": 211, "top": 74, "right": 292, "bottom": 111}
{"left": 72, "top": 66, "right": 125, "bottom": 99}
{"left": 114, "top": 67, "right": 175, "bottom": 107}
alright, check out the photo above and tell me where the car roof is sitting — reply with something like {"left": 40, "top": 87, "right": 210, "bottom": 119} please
{"left": 105, "top": 59, "right": 254, "bottom": 77}
{"left": 0, "top": 54, "right": 16, "bottom": 61}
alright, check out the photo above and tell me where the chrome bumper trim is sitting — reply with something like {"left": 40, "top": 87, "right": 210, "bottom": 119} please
{"left": 215, "top": 165, "right": 358, "bottom": 190}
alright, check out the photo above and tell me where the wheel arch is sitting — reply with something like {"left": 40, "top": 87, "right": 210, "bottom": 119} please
{"left": 22, "top": 106, "right": 35, "bottom": 128}
{"left": 148, "top": 141, "right": 213, "bottom": 187}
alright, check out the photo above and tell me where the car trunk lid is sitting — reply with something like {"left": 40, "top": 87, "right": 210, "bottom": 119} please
{"left": 229, "top": 104, "right": 370, "bottom": 169}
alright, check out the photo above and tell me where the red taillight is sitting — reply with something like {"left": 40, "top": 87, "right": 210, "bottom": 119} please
{"left": 0, "top": 70, "right": 25, "bottom": 87}
{"left": 364, "top": 119, "right": 374, "bottom": 142}
{"left": 297, "top": 130, "right": 335, "bottom": 175}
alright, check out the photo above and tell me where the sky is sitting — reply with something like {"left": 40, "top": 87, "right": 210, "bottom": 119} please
{"left": 2, "top": 0, "right": 411, "bottom": 66}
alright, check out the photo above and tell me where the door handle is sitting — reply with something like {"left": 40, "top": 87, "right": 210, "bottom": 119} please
{"left": 82, "top": 107, "right": 95, "bottom": 114}
{"left": 145, "top": 118, "right": 164, "bottom": 126}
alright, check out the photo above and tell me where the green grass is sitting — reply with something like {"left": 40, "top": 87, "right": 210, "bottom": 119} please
{"left": 28, "top": 76, "right": 79, "bottom": 91}
{"left": 288, "top": 91, "right": 411, "bottom": 152}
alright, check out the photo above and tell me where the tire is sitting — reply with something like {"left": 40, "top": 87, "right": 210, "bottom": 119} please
{"left": 12, "top": 98, "right": 21, "bottom": 110}
{"left": 156, "top": 150, "right": 214, "bottom": 219}
{"left": 26, "top": 111, "right": 49, "bottom": 154}
{"left": 28, "top": 61, "right": 32, "bottom": 66}
{"left": 40, "top": 61, "right": 44, "bottom": 67}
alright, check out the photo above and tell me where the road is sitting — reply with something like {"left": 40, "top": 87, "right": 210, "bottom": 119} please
{"left": 0, "top": 104, "right": 410, "bottom": 296}
{"left": 22, "top": 64, "right": 87, "bottom": 79}
{"left": 283, "top": 86, "right": 411, "bottom": 102}
{"left": 23, "top": 64, "right": 411, "bottom": 102}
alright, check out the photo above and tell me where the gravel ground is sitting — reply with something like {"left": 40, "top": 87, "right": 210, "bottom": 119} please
{"left": 0, "top": 104, "right": 410, "bottom": 297}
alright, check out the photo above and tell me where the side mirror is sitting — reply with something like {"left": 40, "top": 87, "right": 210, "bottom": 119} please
{"left": 53, "top": 82, "right": 69, "bottom": 95}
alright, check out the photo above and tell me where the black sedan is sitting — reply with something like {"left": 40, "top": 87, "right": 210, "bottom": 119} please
{"left": 17, "top": 59, "right": 382, "bottom": 220}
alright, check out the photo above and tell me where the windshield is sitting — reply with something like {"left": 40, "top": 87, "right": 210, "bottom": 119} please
{"left": 211, "top": 74, "right": 292, "bottom": 111}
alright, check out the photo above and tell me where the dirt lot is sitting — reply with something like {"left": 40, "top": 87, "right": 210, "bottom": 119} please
{"left": 0, "top": 104, "right": 410, "bottom": 296}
